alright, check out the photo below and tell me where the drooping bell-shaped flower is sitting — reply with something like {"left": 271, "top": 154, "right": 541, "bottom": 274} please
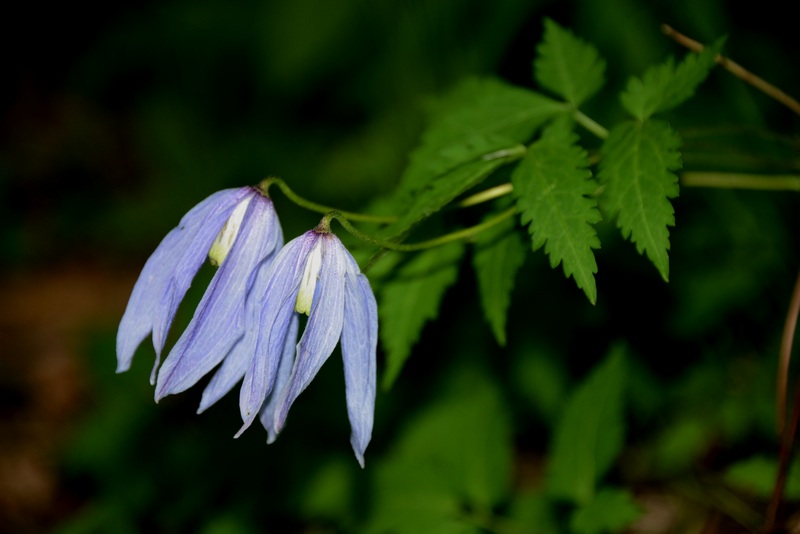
{"left": 235, "top": 224, "right": 378, "bottom": 467}
{"left": 116, "top": 186, "right": 283, "bottom": 409}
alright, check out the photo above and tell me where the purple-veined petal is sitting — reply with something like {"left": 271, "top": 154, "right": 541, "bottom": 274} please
{"left": 155, "top": 194, "right": 281, "bottom": 400}
{"left": 116, "top": 187, "right": 251, "bottom": 383}
{"left": 259, "top": 313, "right": 299, "bottom": 443}
{"left": 236, "top": 232, "right": 319, "bottom": 434}
{"left": 273, "top": 234, "right": 347, "bottom": 435}
{"left": 196, "top": 222, "right": 284, "bottom": 414}
{"left": 341, "top": 271, "right": 378, "bottom": 468}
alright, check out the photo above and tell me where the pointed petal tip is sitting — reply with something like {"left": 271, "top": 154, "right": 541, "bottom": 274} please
{"left": 351, "top": 438, "right": 369, "bottom": 469}
{"left": 233, "top": 417, "right": 255, "bottom": 439}
{"left": 154, "top": 382, "right": 171, "bottom": 404}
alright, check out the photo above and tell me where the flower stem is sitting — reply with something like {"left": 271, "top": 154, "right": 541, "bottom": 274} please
{"left": 258, "top": 176, "right": 397, "bottom": 223}
{"left": 324, "top": 206, "right": 517, "bottom": 252}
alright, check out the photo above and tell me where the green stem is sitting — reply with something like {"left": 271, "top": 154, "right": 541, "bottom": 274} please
{"left": 573, "top": 109, "right": 609, "bottom": 139}
{"left": 258, "top": 176, "right": 397, "bottom": 223}
{"left": 459, "top": 183, "right": 515, "bottom": 207}
{"left": 681, "top": 171, "right": 800, "bottom": 191}
{"left": 324, "top": 206, "right": 517, "bottom": 252}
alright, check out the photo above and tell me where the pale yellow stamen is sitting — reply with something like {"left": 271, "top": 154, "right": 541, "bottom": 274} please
{"left": 208, "top": 196, "right": 253, "bottom": 266}
{"left": 295, "top": 239, "right": 323, "bottom": 315}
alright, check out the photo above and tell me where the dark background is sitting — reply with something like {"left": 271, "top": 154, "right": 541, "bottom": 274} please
{"left": 1, "top": 1, "right": 798, "bottom": 532}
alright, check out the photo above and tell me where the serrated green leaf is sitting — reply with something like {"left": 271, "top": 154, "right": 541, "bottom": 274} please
{"left": 569, "top": 488, "right": 642, "bottom": 534}
{"left": 534, "top": 18, "right": 606, "bottom": 107}
{"left": 512, "top": 119, "right": 601, "bottom": 303}
{"left": 379, "top": 242, "right": 465, "bottom": 388}
{"left": 620, "top": 38, "right": 723, "bottom": 120}
{"left": 547, "top": 345, "right": 627, "bottom": 505}
{"left": 399, "top": 77, "right": 564, "bottom": 196}
{"left": 472, "top": 212, "right": 528, "bottom": 345}
{"left": 386, "top": 150, "right": 522, "bottom": 239}
{"left": 598, "top": 119, "right": 681, "bottom": 281}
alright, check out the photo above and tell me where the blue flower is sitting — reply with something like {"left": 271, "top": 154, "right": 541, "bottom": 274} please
{"left": 116, "top": 186, "right": 283, "bottom": 409}
{"left": 235, "top": 227, "right": 378, "bottom": 467}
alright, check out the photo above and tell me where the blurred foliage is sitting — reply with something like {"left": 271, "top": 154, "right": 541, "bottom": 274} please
{"left": 1, "top": 0, "right": 799, "bottom": 533}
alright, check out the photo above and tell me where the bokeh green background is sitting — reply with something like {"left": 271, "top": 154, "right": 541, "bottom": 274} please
{"left": 1, "top": 0, "right": 799, "bottom": 532}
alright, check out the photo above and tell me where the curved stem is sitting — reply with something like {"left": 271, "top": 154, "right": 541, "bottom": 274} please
{"left": 776, "top": 266, "right": 800, "bottom": 435}
{"left": 765, "top": 264, "right": 800, "bottom": 532}
{"left": 258, "top": 176, "right": 397, "bottom": 223}
{"left": 324, "top": 206, "right": 517, "bottom": 252}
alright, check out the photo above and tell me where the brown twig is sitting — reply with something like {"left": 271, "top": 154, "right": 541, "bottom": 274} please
{"left": 777, "top": 267, "right": 800, "bottom": 434}
{"left": 764, "top": 266, "right": 800, "bottom": 532}
{"left": 661, "top": 24, "right": 800, "bottom": 117}
{"left": 765, "top": 375, "right": 800, "bottom": 532}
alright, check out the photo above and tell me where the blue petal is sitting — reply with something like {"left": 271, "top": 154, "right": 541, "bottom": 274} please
{"left": 196, "top": 223, "right": 284, "bottom": 413}
{"left": 273, "top": 234, "right": 347, "bottom": 435}
{"left": 259, "top": 313, "right": 299, "bottom": 443}
{"left": 116, "top": 187, "right": 250, "bottom": 383}
{"left": 155, "top": 194, "right": 281, "bottom": 400}
{"left": 237, "top": 232, "right": 318, "bottom": 433}
{"left": 341, "top": 271, "right": 378, "bottom": 467}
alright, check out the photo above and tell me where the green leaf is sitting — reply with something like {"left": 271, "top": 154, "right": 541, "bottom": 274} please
{"left": 511, "top": 345, "right": 569, "bottom": 425}
{"left": 386, "top": 150, "right": 522, "bottom": 239}
{"left": 547, "top": 345, "right": 627, "bottom": 505}
{"left": 725, "top": 456, "right": 800, "bottom": 500}
{"left": 598, "top": 119, "right": 681, "bottom": 281}
{"left": 365, "top": 366, "right": 512, "bottom": 533}
{"left": 620, "top": 38, "right": 723, "bottom": 120}
{"left": 472, "top": 211, "right": 528, "bottom": 345}
{"left": 512, "top": 119, "right": 602, "bottom": 303}
{"left": 507, "top": 491, "right": 560, "bottom": 534}
{"left": 379, "top": 242, "right": 465, "bottom": 388}
{"left": 364, "top": 459, "right": 479, "bottom": 534}
{"left": 534, "top": 18, "right": 606, "bottom": 107}
{"left": 399, "top": 77, "right": 564, "bottom": 196}
{"left": 569, "top": 488, "right": 642, "bottom": 534}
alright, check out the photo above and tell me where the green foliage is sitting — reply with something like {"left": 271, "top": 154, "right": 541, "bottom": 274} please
{"left": 547, "top": 346, "right": 627, "bottom": 505}
{"left": 379, "top": 242, "right": 465, "bottom": 388}
{"left": 725, "top": 456, "right": 800, "bottom": 500}
{"left": 381, "top": 77, "right": 564, "bottom": 238}
{"left": 365, "top": 365, "right": 512, "bottom": 533}
{"left": 397, "top": 77, "right": 564, "bottom": 197}
{"left": 511, "top": 345, "right": 569, "bottom": 425}
{"left": 569, "top": 488, "right": 642, "bottom": 534}
{"left": 507, "top": 492, "right": 561, "bottom": 534}
{"left": 512, "top": 119, "right": 602, "bottom": 303}
{"left": 534, "top": 18, "right": 606, "bottom": 107}
{"left": 598, "top": 119, "right": 682, "bottom": 280}
{"left": 34, "top": 3, "right": 800, "bottom": 534}
{"left": 620, "top": 39, "right": 724, "bottom": 120}
{"left": 387, "top": 148, "right": 523, "bottom": 238}
{"left": 472, "top": 209, "right": 528, "bottom": 345}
